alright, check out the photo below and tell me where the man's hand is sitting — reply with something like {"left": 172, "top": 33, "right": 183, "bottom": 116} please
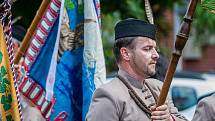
{"left": 150, "top": 104, "right": 173, "bottom": 121}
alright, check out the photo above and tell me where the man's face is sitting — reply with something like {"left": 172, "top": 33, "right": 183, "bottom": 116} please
{"left": 128, "top": 37, "right": 159, "bottom": 77}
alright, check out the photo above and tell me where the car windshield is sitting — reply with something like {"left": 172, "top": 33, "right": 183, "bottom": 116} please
{"left": 171, "top": 86, "right": 197, "bottom": 111}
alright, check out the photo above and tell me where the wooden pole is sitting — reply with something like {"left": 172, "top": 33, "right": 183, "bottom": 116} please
{"left": 157, "top": 0, "right": 199, "bottom": 106}
{"left": 14, "top": 0, "right": 50, "bottom": 64}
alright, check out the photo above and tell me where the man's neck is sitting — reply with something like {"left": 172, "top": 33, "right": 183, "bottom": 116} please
{"left": 118, "top": 65, "right": 148, "bottom": 82}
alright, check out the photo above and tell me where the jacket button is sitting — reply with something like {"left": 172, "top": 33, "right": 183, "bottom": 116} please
{"left": 145, "top": 95, "right": 152, "bottom": 99}
{"left": 142, "top": 88, "right": 148, "bottom": 93}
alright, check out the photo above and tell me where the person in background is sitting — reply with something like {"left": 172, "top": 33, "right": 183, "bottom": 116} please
{"left": 12, "top": 25, "right": 25, "bottom": 53}
{"left": 86, "top": 18, "right": 188, "bottom": 121}
{"left": 12, "top": 25, "right": 45, "bottom": 121}
{"left": 192, "top": 92, "right": 215, "bottom": 121}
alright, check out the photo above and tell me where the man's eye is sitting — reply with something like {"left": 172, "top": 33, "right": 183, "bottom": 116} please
{"left": 143, "top": 46, "right": 158, "bottom": 52}
{"left": 143, "top": 47, "right": 152, "bottom": 51}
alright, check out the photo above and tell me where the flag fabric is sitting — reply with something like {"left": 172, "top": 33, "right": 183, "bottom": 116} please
{"left": 201, "top": 0, "right": 215, "bottom": 14}
{"left": 0, "top": 24, "right": 21, "bottom": 121}
{"left": 83, "top": 0, "right": 106, "bottom": 119}
{"left": 18, "top": 0, "right": 106, "bottom": 120}
{"left": 50, "top": 0, "right": 106, "bottom": 120}
{"left": 19, "top": 0, "right": 63, "bottom": 120}
{"left": 49, "top": 2, "right": 86, "bottom": 119}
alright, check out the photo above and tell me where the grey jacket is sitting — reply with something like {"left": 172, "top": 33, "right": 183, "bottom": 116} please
{"left": 86, "top": 71, "right": 188, "bottom": 121}
{"left": 192, "top": 93, "right": 215, "bottom": 121}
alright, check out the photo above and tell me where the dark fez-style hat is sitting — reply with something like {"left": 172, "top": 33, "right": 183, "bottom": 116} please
{"left": 114, "top": 18, "right": 156, "bottom": 40}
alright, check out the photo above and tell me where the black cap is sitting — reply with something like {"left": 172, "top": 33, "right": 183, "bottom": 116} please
{"left": 114, "top": 18, "right": 156, "bottom": 40}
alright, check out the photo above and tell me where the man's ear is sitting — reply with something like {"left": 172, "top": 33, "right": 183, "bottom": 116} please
{"left": 120, "top": 47, "right": 131, "bottom": 61}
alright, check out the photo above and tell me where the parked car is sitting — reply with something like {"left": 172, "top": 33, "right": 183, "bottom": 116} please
{"left": 203, "top": 71, "right": 215, "bottom": 82}
{"left": 170, "top": 77, "right": 215, "bottom": 120}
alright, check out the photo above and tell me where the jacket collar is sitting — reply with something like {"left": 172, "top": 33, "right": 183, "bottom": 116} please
{"left": 118, "top": 69, "right": 144, "bottom": 89}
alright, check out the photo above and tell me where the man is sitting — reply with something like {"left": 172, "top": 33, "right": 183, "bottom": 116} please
{"left": 192, "top": 93, "right": 215, "bottom": 121}
{"left": 86, "top": 18, "right": 188, "bottom": 121}
{"left": 12, "top": 25, "right": 25, "bottom": 52}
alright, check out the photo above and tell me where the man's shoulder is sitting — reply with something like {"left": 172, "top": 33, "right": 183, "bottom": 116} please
{"left": 93, "top": 77, "right": 129, "bottom": 99}
{"left": 195, "top": 93, "right": 215, "bottom": 116}
{"left": 100, "top": 77, "right": 127, "bottom": 91}
{"left": 199, "top": 93, "right": 215, "bottom": 104}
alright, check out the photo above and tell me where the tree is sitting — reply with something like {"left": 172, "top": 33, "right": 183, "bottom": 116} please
{"left": 193, "top": 3, "right": 215, "bottom": 46}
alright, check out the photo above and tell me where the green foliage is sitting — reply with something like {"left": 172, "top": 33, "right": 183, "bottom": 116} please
{"left": 201, "top": 0, "right": 215, "bottom": 11}
{"left": 122, "top": 0, "right": 146, "bottom": 19}
{"left": 193, "top": 5, "right": 215, "bottom": 45}
{"left": 102, "top": 12, "right": 120, "bottom": 73}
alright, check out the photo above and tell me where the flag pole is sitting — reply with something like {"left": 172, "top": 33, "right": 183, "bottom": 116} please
{"left": 14, "top": 0, "right": 50, "bottom": 64}
{"left": 157, "top": 0, "right": 199, "bottom": 106}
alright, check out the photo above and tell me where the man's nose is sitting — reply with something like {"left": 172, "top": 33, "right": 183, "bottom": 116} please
{"left": 152, "top": 49, "right": 159, "bottom": 60}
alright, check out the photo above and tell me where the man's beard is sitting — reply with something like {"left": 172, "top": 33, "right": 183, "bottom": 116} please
{"left": 146, "top": 65, "right": 156, "bottom": 77}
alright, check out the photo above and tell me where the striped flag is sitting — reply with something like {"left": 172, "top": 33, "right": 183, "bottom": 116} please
{"left": 18, "top": 0, "right": 105, "bottom": 120}
{"left": 18, "top": 0, "right": 63, "bottom": 120}
{"left": 0, "top": 24, "right": 21, "bottom": 121}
